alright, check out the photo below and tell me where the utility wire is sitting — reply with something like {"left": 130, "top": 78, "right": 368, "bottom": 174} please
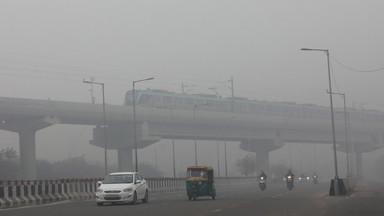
{"left": 331, "top": 56, "right": 384, "bottom": 73}
{"left": 329, "top": 61, "right": 341, "bottom": 93}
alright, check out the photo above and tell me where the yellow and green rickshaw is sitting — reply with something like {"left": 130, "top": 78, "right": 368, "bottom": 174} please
{"left": 186, "top": 166, "right": 216, "bottom": 200}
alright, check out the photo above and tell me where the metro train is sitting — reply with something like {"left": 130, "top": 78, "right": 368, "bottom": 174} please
{"left": 124, "top": 89, "right": 383, "bottom": 122}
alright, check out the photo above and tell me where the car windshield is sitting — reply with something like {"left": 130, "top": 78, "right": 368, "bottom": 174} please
{"left": 103, "top": 174, "right": 133, "bottom": 184}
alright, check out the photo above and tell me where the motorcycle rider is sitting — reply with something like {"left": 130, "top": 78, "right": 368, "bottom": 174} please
{"left": 259, "top": 171, "right": 267, "bottom": 181}
{"left": 285, "top": 170, "right": 295, "bottom": 190}
{"left": 286, "top": 170, "right": 294, "bottom": 181}
{"left": 312, "top": 172, "right": 318, "bottom": 184}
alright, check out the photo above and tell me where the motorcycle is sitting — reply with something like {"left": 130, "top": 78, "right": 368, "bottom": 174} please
{"left": 312, "top": 175, "right": 318, "bottom": 184}
{"left": 259, "top": 176, "right": 266, "bottom": 191}
{"left": 286, "top": 175, "right": 294, "bottom": 190}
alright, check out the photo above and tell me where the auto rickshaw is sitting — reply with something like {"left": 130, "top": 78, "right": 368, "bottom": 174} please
{"left": 186, "top": 166, "right": 216, "bottom": 200}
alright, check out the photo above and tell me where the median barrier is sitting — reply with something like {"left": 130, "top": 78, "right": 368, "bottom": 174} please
{"left": 0, "top": 177, "right": 255, "bottom": 208}
{"left": 146, "top": 178, "right": 185, "bottom": 193}
{"left": 0, "top": 178, "right": 101, "bottom": 208}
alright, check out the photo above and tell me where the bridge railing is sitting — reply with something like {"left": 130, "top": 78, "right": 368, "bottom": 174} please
{"left": 0, "top": 177, "right": 255, "bottom": 208}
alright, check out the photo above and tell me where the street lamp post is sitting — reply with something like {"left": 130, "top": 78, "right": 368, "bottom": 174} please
{"left": 133, "top": 78, "right": 154, "bottom": 172}
{"left": 192, "top": 103, "right": 208, "bottom": 166}
{"left": 328, "top": 91, "right": 350, "bottom": 177}
{"left": 224, "top": 139, "right": 228, "bottom": 177}
{"left": 209, "top": 87, "right": 221, "bottom": 176}
{"left": 193, "top": 104, "right": 198, "bottom": 166}
{"left": 301, "top": 48, "right": 339, "bottom": 180}
{"left": 83, "top": 79, "right": 108, "bottom": 176}
{"left": 170, "top": 107, "right": 176, "bottom": 178}
{"left": 217, "top": 138, "right": 220, "bottom": 177}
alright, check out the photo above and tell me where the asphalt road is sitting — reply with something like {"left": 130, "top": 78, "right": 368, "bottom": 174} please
{"left": 1, "top": 180, "right": 384, "bottom": 216}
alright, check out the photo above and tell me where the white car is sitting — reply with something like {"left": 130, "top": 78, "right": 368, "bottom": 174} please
{"left": 96, "top": 172, "right": 149, "bottom": 206}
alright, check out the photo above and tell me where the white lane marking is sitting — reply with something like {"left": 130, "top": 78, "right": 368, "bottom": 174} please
{"left": 212, "top": 209, "right": 223, "bottom": 213}
{"left": 0, "top": 200, "right": 71, "bottom": 211}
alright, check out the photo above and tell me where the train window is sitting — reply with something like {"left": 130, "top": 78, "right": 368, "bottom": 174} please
{"left": 237, "top": 102, "right": 246, "bottom": 111}
{"left": 137, "top": 95, "right": 149, "bottom": 104}
{"left": 256, "top": 104, "right": 264, "bottom": 113}
{"left": 274, "top": 106, "right": 281, "bottom": 114}
{"left": 174, "top": 97, "right": 183, "bottom": 104}
{"left": 125, "top": 93, "right": 133, "bottom": 105}
{"left": 194, "top": 99, "right": 203, "bottom": 106}
{"left": 249, "top": 104, "right": 256, "bottom": 110}
{"left": 152, "top": 95, "right": 161, "bottom": 103}
{"left": 222, "top": 101, "right": 229, "bottom": 111}
{"left": 308, "top": 109, "right": 317, "bottom": 118}
{"left": 283, "top": 106, "right": 290, "bottom": 114}
{"left": 185, "top": 98, "right": 193, "bottom": 105}
{"left": 164, "top": 96, "right": 172, "bottom": 104}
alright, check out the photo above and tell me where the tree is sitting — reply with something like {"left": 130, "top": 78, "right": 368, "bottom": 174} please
{"left": 1, "top": 147, "right": 18, "bottom": 161}
{"left": 37, "top": 155, "right": 104, "bottom": 179}
{"left": 375, "top": 155, "right": 384, "bottom": 180}
{"left": 0, "top": 147, "right": 20, "bottom": 180}
{"left": 138, "top": 163, "right": 164, "bottom": 178}
{"left": 269, "top": 164, "right": 291, "bottom": 182}
{"left": 236, "top": 154, "right": 256, "bottom": 177}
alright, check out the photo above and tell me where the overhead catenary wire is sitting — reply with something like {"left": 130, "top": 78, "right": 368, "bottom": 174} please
{"left": 2, "top": 49, "right": 383, "bottom": 109}
{"left": 329, "top": 61, "right": 342, "bottom": 94}
{"left": 331, "top": 56, "right": 384, "bottom": 73}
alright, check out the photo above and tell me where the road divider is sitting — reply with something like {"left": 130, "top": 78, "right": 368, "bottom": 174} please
{"left": 0, "top": 177, "right": 255, "bottom": 209}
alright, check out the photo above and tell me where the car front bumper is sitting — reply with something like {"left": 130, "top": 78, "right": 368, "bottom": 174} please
{"left": 96, "top": 192, "right": 134, "bottom": 203}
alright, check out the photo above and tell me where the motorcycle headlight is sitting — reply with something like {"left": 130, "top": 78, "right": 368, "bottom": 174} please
{"left": 97, "top": 188, "right": 103, "bottom": 193}
{"left": 287, "top": 176, "right": 291, "bottom": 179}
{"left": 260, "top": 177, "right": 264, "bottom": 180}
{"left": 123, "top": 187, "right": 133, "bottom": 192}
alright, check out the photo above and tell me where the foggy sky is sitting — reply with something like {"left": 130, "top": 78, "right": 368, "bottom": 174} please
{"left": 0, "top": 1, "right": 383, "bottom": 178}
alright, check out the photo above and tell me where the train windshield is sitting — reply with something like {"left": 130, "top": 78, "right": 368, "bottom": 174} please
{"left": 125, "top": 91, "right": 150, "bottom": 106}
{"left": 125, "top": 91, "right": 133, "bottom": 105}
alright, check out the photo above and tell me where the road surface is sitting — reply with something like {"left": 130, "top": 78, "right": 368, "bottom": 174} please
{"left": 1, "top": 180, "right": 383, "bottom": 216}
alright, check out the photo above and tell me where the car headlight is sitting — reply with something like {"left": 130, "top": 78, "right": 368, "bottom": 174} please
{"left": 123, "top": 187, "right": 133, "bottom": 192}
{"left": 97, "top": 188, "right": 103, "bottom": 193}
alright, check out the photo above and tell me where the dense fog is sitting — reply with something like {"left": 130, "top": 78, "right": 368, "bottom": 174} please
{"left": 0, "top": 0, "right": 384, "bottom": 181}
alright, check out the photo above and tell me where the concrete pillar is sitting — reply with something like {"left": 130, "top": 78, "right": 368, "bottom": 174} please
{"left": 239, "top": 135, "right": 283, "bottom": 176}
{"left": 19, "top": 128, "right": 37, "bottom": 180}
{"left": 117, "top": 147, "right": 133, "bottom": 172}
{"left": 255, "top": 148, "right": 270, "bottom": 173}
{"left": 356, "top": 152, "right": 363, "bottom": 179}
